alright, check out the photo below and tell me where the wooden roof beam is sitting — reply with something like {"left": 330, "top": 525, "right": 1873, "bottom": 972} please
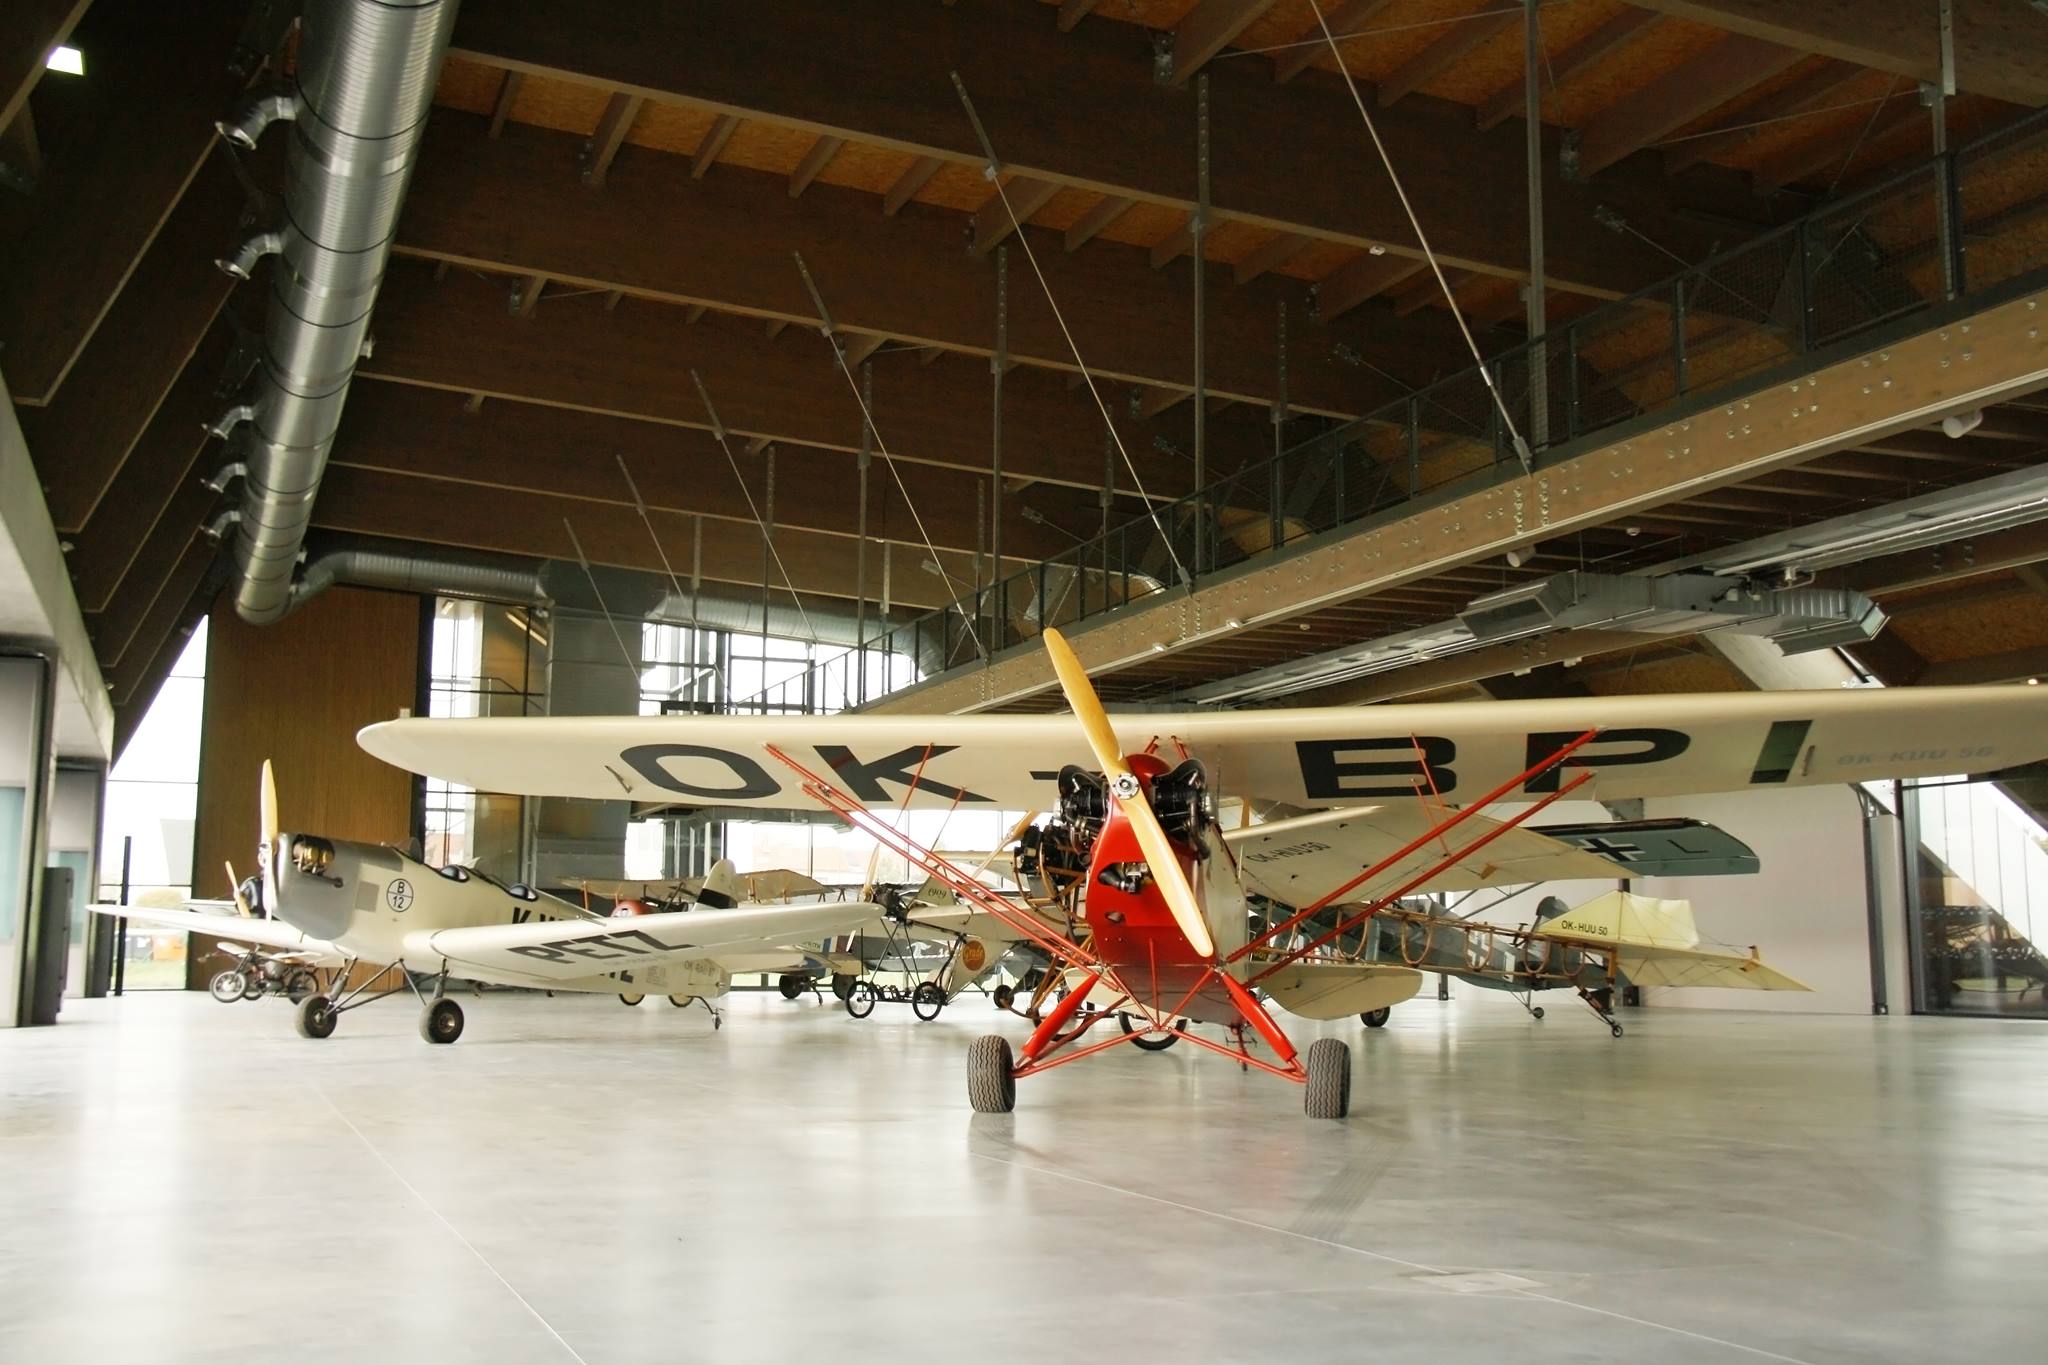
{"left": 1057, "top": 0, "right": 1101, "bottom": 31}
{"left": 1274, "top": 0, "right": 1392, "bottom": 84}
{"left": 1234, "top": 231, "right": 1311, "bottom": 285}
{"left": 970, "top": 175, "right": 1061, "bottom": 256}
{"left": 1626, "top": 0, "right": 2048, "bottom": 105}
{"left": 580, "top": 90, "right": 642, "bottom": 188}
{"left": 1574, "top": 35, "right": 1805, "bottom": 179}
{"left": 488, "top": 69, "right": 522, "bottom": 137}
{"left": 1378, "top": 7, "right": 1519, "bottom": 109}
{"left": 1169, "top": 0, "right": 1277, "bottom": 86}
{"left": 1065, "top": 194, "right": 1134, "bottom": 252}
{"left": 883, "top": 153, "right": 943, "bottom": 215}
{"left": 1149, "top": 214, "right": 1194, "bottom": 270}
{"left": 789, "top": 133, "right": 845, "bottom": 197}
{"left": 1313, "top": 251, "right": 1427, "bottom": 321}
{"left": 691, "top": 112, "right": 741, "bottom": 178}
{"left": 1753, "top": 95, "right": 1923, "bottom": 194}
{"left": 1663, "top": 59, "right": 1864, "bottom": 175}
{"left": 1475, "top": 10, "right": 1662, "bottom": 131}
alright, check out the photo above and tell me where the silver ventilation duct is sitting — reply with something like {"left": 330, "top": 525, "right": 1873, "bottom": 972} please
{"left": 293, "top": 546, "right": 547, "bottom": 611}
{"left": 210, "top": 0, "right": 459, "bottom": 623}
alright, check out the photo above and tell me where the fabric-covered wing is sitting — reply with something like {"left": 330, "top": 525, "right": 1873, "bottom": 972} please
{"left": 358, "top": 686, "right": 2048, "bottom": 811}
{"left": 1259, "top": 962, "right": 1426, "bottom": 1019}
{"left": 402, "top": 900, "right": 885, "bottom": 982}
{"left": 1606, "top": 946, "right": 1810, "bottom": 991}
{"left": 88, "top": 902, "right": 336, "bottom": 958}
{"left": 1228, "top": 807, "right": 1625, "bottom": 905}
{"left": 1530, "top": 891, "right": 1809, "bottom": 991}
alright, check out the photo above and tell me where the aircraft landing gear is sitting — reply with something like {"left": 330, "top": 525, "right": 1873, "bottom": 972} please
{"left": 1118, "top": 1012, "right": 1184, "bottom": 1051}
{"left": 210, "top": 969, "right": 248, "bottom": 1004}
{"left": 831, "top": 973, "right": 857, "bottom": 1001}
{"left": 1359, "top": 1007, "right": 1391, "bottom": 1029}
{"left": 777, "top": 973, "right": 808, "bottom": 1000}
{"left": 421, "top": 996, "right": 465, "bottom": 1044}
{"left": 668, "top": 994, "right": 723, "bottom": 1029}
{"left": 967, "top": 1035, "right": 1017, "bottom": 1114}
{"left": 295, "top": 994, "right": 337, "bottom": 1039}
{"left": 619, "top": 992, "right": 645, "bottom": 1006}
{"left": 1303, "top": 1038, "right": 1352, "bottom": 1120}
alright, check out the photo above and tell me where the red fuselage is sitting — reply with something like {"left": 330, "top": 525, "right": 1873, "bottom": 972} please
{"left": 1081, "top": 757, "right": 1236, "bottom": 1024}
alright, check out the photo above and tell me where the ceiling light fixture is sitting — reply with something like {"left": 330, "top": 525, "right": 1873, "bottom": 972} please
{"left": 45, "top": 45, "right": 83, "bottom": 76}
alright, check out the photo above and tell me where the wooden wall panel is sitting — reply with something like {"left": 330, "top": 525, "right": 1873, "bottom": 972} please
{"left": 188, "top": 587, "right": 423, "bottom": 987}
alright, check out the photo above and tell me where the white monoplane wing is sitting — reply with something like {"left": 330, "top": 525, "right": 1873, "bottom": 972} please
{"left": 1227, "top": 807, "right": 1625, "bottom": 905}
{"left": 360, "top": 686, "right": 2048, "bottom": 811}
{"left": 401, "top": 900, "right": 886, "bottom": 982}
{"left": 88, "top": 902, "right": 341, "bottom": 960}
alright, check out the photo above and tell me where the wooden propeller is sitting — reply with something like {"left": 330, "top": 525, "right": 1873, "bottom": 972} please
{"left": 1042, "top": 627, "right": 1214, "bottom": 959}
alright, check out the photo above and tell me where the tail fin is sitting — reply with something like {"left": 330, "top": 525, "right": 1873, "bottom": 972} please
{"left": 696, "top": 859, "right": 742, "bottom": 909}
{"left": 1539, "top": 891, "right": 1701, "bottom": 949}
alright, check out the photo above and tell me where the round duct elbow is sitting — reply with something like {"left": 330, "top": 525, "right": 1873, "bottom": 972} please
{"left": 215, "top": 87, "right": 300, "bottom": 150}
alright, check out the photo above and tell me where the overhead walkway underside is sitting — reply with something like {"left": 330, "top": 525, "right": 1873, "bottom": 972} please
{"left": 866, "top": 279, "right": 2048, "bottom": 715}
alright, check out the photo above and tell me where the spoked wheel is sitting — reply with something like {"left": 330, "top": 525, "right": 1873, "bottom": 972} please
{"left": 421, "top": 997, "right": 465, "bottom": 1044}
{"left": 210, "top": 969, "right": 248, "bottom": 1004}
{"left": 911, "top": 981, "right": 946, "bottom": 1022}
{"left": 285, "top": 970, "right": 318, "bottom": 1004}
{"left": 831, "top": 973, "right": 857, "bottom": 1001}
{"left": 1118, "top": 1012, "right": 1182, "bottom": 1051}
{"left": 1303, "top": 1037, "right": 1352, "bottom": 1120}
{"left": 295, "top": 994, "right": 338, "bottom": 1040}
{"left": 777, "top": 973, "right": 807, "bottom": 1000}
{"left": 1360, "top": 1007, "right": 1391, "bottom": 1029}
{"left": 844, "top": 980, "right": 877, "bottom": 1020}
{"left": 239, "top": 972, "right": 263, "bottom": 1001}
{"left": 966, "top": 1035, "right": 1017, "bottom": 1114}
{"left": 618, "top": 993, "right": 645, "bottom": 1006}
{"left": 668, "top": 994, "right": 696, "bottom": 1008}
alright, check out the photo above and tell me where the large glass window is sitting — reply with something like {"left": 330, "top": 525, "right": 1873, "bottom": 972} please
{"left": 1904, "top": 773, "right": 2048, "bottom": 1018}
{"left": 96, "top": 621, "right": 208, "bottom": 989}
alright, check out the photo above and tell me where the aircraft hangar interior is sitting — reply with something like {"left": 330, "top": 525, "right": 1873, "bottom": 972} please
{"left": 4, "top": 1, "right": 2048, "bottom": 1361}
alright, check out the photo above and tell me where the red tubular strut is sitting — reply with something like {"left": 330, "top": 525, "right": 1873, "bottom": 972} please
{"left": 1219, "top": 972, "right": 1298, "bottom": 1066}
{"left": 1020, "top": 970, "right": 1101, "bottom": 1061}
{"left": 1231, "top": 727, "right": 1601, "bottom": 964}
{"left": 1248, "top": 767, "right": 1594, "bottom": 986}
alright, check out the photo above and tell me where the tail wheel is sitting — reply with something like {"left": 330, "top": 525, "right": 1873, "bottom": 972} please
{"left": 1360, "top": 1007, "right": 1391, "bottom": 1029}
{"left": 210, "top": 969, "right": 247, "bottom": 1004}
{"left": 911, "top": 981, "right": 946, "bottom": 1021}
{"left": 295, "top": 994, "right": 337, "bottom": 1040}
{"left": 844, "top": 980, "right": 878, "bottom": 1019}
{"left": 992, "top": 984, "right": 1015, "bottom": 1011}
{"left": 421, "top": 997, "right": 465, "bottom": 1045}
{"left": 1303, "top": 1037, "right": 1352, "bottom": 1120}
{"left": 668, "top": 995, "right": 696, "bottom": 1008}
{"left": 618, "top": 993, "right": 645, "bottom": 1006}
{"left": 777, "top": 973, "right": 806, "bottom": 1000}
{"left": 1118, "top": 1012, "right": 1181, "bottom": 1051}
{"left": 966, "top": 1035, "right": 1017, "bottom": 1113}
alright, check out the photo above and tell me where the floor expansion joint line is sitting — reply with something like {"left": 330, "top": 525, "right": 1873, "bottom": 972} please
{"left": 318, "top": 1087, "right": 591, "bottom": 1365}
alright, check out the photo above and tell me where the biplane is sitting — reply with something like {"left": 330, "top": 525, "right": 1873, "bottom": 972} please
{"left": 360, "top": 634, "right": 2048, "bottom": 1118}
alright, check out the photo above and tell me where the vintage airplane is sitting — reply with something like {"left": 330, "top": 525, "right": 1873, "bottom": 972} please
{"left": 1228, "top": 806, "right": 1801, "bottom": 1033}
{"left": 359, "top": 637, "right": 2048, "bottom": 1117}
{"left": 93, "top": 764, "right": 888, "bottom": 1043}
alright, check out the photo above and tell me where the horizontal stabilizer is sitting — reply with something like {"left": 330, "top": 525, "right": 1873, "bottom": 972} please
{"left": 1530, "top": 818, "right": 1760, "bottom": 877}
{"left": 1533, "top": 891, "right": 1809, "bottom": 991}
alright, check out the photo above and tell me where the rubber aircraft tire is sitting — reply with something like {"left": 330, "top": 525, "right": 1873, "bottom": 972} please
{"left": 831, "top": 973, "right": 857, "bottom": 1001}
{"left": 966, "top": 1035, "right": 1017, "bottom": 1114}
{"left": 295, "top": 994, "right": 337, "bottom": 1040}
{"left": 668, "top": 995, "right": 696, "bottom": 1008}
{"left": 777, "top": 973, "right": 806, "bottom": 1000}
{"left": 285, "top": 971, "right": 317, "bottom": 1004}
{"left": 845, "top": 980, "right": 877, "bottom": 1019}
{"left": 912, "top": 981, "right": 946, "bottom": 1021}
{"left": 210, "top": 969, "right": 247, "bottom": 1004}
{"left": 422, "top": 997, "right": 465, "bottom": 1045}
{"left": 1118, "top": 1012, "right": 1180, "bottom": 1051}
{"left": 619, "top": 993, "right": 645, "bottom": 1007}
{"left": 1360, "top": 1007, "right": 1391, "bottom": 1029}
{"left": 1531, "top": 1007, "right": 1545, "bottom": 1020}
{"left": 992, "top": 984, "right": 1014, "bottom": 1011}
{"left": 1303, "top": 1037, "right": 1352, "bottom": 1120}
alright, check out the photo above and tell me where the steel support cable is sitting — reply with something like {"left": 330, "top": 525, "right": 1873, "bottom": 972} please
{"left": 951, "top": 74, "right": 1193, "bottom": 590}
{"left": 1304, "top": 0, "right": 1534, "bottom": 471}
{"left": 687, "top": 371, "right": 820, "bottom": 644}
{"left": 791, "top": 255, "right": 986, "bottom": 658}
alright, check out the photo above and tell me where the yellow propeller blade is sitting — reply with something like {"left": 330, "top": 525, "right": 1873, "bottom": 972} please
{"left": 225, "top": 860, "right": 252, "bottom": 917}
{"left": 259, "top": 759, "right": 280, "bottom": 847}
{"left": 1042, "top": 628, "right": 1214, "bottom": 960}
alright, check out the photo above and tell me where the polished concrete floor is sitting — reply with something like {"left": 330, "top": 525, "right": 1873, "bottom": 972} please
{"left": 3, "top": 987, "right": 2044, "bottom": 1364}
